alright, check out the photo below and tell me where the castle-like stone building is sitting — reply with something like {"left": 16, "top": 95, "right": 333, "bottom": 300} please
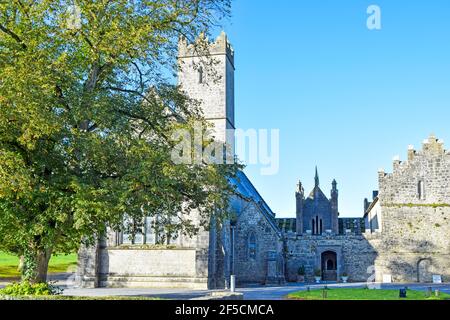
{"left": 77, "top": 33, "right": 450, "bottom": 288}
{"left": 367, "top": 135, "right": 450, "bottom": 283}
{"left": 296, "top": 168, "right": 339, "bottom": 235}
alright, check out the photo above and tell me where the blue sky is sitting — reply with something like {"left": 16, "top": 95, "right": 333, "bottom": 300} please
{"left": 218, "top": 0, "right": 450, "bottom": 217}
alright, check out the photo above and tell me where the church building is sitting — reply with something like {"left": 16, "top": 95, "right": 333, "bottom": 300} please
{"left": 77, "top": 33, "right": 450, "bottom": 289}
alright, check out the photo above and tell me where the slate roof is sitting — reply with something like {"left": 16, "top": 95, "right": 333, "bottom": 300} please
{"left": 306, "top": 185, "right": 330, "bottom": 202}
{"left": 230, "top": 170, "right": 275, "bottom": 217}
{"left": 229, "top": 170, "right": 281, "bottom": 237}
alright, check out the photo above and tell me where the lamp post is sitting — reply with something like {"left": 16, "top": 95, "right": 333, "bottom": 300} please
{"left": 230, "top": 219, "right": 237, "bottom": 292}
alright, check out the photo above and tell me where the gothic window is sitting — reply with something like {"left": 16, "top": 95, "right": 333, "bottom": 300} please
{"left": 418, "top": 180, "right": 425, "bottom": 200}
{"left": 312, "top": 219, "right": 316, "bottom": 235}
{"left": 121, "top": 215, "right": 178, "bottom": 246}
{"left": 319, "top": 219, "right": 323, "bottom": 235}
{"left": 122, "top": 216, "right": 145, "bottom": 245}
{"left": 248, "top": 232, "right": 257, "bottom": 259}
{"left": 144, "top": 217, "right": 156, "bottom": 244}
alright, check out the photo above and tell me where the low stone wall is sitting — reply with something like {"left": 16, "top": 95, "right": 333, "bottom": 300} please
{"left": 97, "top": 248, "right": 208, "bottom": 289}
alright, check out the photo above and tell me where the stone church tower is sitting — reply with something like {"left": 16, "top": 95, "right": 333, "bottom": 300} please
{"left": 176, "top": 32, "right": 237, "bottom": 289}
{"left": 174, "top": 32, "right": 237, "bottom": 289}
{"left": 178, "top": 32, "right": 235, "bottom": 148}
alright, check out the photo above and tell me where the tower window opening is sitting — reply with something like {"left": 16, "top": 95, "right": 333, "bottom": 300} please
{"left": 418, "top": 180, "right": 425, "bottom": 200}
{"left": 198, "top": 66, "right": 203, "bottom": 84}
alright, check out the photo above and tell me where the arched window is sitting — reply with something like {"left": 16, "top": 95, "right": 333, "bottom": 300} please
{"left": 418, "top": 180, "right": 425, "bottom": 200}
{"left": 312, "top": 219, "right": 316, "bottom": 235}
{"left": 319, "top": 219, "right": 323, "bottom": 234}
{"left": 248, "top": 232, "right": 257, "bottom": 259}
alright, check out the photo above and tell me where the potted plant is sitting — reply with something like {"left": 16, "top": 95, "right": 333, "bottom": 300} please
{"left": 341, "top": 272, "right": 349, "bottom": 283}
{"left": 314, "top": 268, "right": 322, "bottom": 283}
{"left": 297, "top": 265, "right": 306, "bottom": 282}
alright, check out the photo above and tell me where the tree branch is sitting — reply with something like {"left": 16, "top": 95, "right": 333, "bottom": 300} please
{"left": 55, "top": 85, "right": 71, "bottom": 111}
{"left": 0, "top": 23, "right": 27, "bottom": 50}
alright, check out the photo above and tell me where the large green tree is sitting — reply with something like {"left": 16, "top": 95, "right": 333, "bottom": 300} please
{"left": 0, "top": 0, "right": 238, "bottom": 283}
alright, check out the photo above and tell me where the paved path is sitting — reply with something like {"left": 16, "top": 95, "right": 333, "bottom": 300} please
{"left": 2, "top": 273, "right": 450, "bottom": 300}
{"left": 63, "top": 281, "right": 450, "bottom": 300}
{"left": 64, "top": 287, "right": 212, "bottom": 300}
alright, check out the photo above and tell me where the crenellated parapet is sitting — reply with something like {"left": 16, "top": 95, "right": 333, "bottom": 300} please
{"left": 178, "top": 31, "right": 234, "bottom": 66}
{"left": 378, "top": 134, "right": 450, "bottom": 204}
{"left": 370, "top": 135, "right": 450, "bottom": 283}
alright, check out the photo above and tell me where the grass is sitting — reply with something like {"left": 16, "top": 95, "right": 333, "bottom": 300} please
{"left": 0, "top": 295, "right": 162, "bottom": 300}
{"left": 0, "top": 251, "right": 78, "bottom": 279}
{"left": 287, "top": 288, "right": 450, "bottom": 300}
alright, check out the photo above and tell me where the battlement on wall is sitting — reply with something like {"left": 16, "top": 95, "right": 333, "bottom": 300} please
{"left": 378, "top": 134, "right": 450, "bottom": 179}
{"left": 178, "top": 31, "right": 234, "bottom": 65}
{"left": 377, "top": 134, "right": 450, "bottom": 204}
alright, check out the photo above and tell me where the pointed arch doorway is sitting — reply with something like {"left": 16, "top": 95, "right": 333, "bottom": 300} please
{"left": 321, "top": 251, "right": 337, "bottom": 281}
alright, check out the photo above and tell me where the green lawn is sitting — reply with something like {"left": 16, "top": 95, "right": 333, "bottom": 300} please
{"left": 0, "top": 296, "right": 161, "bottom": 300}
{"left": 287, "top": 288, "right": 450, "bottom": 300}
{"left": 0, "top": 251, "right": 78, "bottom": 279}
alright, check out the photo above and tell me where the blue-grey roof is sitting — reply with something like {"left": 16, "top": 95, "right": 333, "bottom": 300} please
{"left": 229, "top": 170, "right": 281, "bottom": 238}
{"left": 230, "top": 170, "right": 275, "bottom": 217}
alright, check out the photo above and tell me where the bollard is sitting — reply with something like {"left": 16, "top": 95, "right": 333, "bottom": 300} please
{"left": 230, "top": 275, "right": 236, "bottom": 292}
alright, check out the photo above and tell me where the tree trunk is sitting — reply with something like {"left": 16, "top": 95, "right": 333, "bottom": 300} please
{"left": 22, "top": 247, "right": 53, "bottom": 283}
{"left": 35, "top": 248, "right": 52, "bottom": 283}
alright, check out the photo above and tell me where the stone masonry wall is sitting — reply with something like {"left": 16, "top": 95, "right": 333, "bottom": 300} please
{"left": 232, "top": 198, "right": 284, "bottom": 285}
{"left": 375, "top": 135, "right": 450, "bottom": 282}
{"left": 97, "top": 248, "right": 210, "bottom": 289}
{"left": 373, "top": 206, "right": 450, "bottom": 282}
{"left": 285, "top": 234, "right": 380, "bottom": 283}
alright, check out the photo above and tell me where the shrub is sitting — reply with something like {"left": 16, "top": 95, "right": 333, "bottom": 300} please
{"left": 342, "top": 272, "right": 348, "bottom": 277}
{"left": 0, "top": 281, "right": 63, "bottom": 296}
{"left": 314, "top": 268, "right": 322, "bottom": 277}
{"left": 297, "top": 265, "right": 306, "bottom": 275}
